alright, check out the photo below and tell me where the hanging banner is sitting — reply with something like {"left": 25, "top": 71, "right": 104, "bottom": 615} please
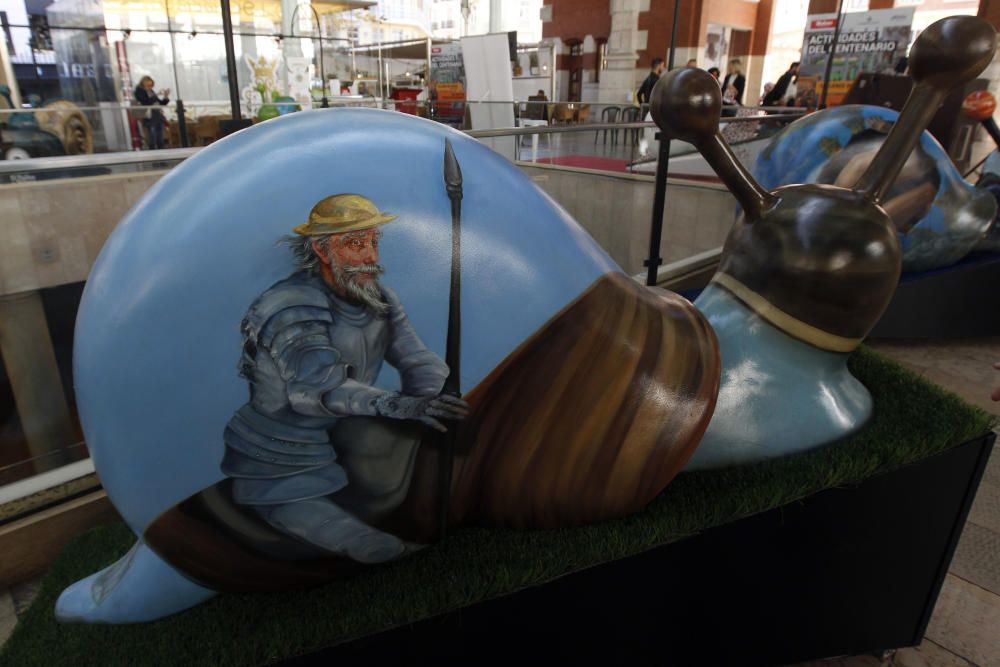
{"left": 796, "top": 7, "right": 915, "bottom": 107}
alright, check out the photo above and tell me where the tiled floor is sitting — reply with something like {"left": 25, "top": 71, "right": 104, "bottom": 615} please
{"left": 1, "top": 338, "right": 998, "bottom": 665}
{"left": 794, "top": 337, "right": 1000, "bottom": 667}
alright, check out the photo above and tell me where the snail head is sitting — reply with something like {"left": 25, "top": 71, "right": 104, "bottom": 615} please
{"left": 649, "top": 15, "right": 996, "bottom": 352}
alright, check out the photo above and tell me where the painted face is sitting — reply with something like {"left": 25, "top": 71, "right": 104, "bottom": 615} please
{"left": 326, "top": 228, "right": 380, "bottom": 277}
{"left": 312, "top": 228, "right": 387, "bottom": 311}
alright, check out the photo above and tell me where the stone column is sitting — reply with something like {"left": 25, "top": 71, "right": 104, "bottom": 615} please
{"left": 282, "top": 0, "right": 305, "bottom": 88}
{"left": 599, "top": 0, "right": 645, "bottom": 103}
{"left": 282, "top": 0, "right": 304, "bottom": 56}
{"left": 489, "top": 0, "right": 503, "bottom": 33}
{"left": 0, "top": 291, "right": 76, "bottom": 474}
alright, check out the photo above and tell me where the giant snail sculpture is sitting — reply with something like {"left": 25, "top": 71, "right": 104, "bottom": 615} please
{"left": 33, "top": 100, "right": 94, "bottom": 155}
{"left": 0, "top": 86, "right": 94, "bottom": 158}
{"left": 56, "top": 16, "right": 995, "bottom": 624}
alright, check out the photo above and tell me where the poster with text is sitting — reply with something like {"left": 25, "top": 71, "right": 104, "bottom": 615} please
{"left": 797, "top": 7, "right": 914, "bottom": 107}
{"left": 430, "top": 42, "right": 466, "bottom": 125}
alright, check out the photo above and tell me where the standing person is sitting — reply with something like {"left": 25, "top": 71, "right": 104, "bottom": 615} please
{"left": 708, "top": 67, "right": 721, "bottom": 84}
{"left": 637, "top": 57, "right": 665, "bottom": 105}
{"left": 134, "top": 76, "right": 170, "bottom": 150}
{"left": 721, "top": 59, "right": 745, "bottom": 117}
{"left": 762, "top": 61, "right": 799, "bottom": 107}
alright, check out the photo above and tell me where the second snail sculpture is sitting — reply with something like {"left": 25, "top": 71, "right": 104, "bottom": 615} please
{"left": 664, "top": 16, "right": 997, "bottom": 469}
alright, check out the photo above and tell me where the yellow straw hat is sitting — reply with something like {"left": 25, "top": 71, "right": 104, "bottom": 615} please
{"left": 293, "top": 194, "right": 398, "bottom": 236}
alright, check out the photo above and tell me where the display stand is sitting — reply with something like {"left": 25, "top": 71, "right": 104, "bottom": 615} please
{"left": 280, "top": 433, "right": 994, "bottom": 667}
{"left": 870, "top": 250, "right": 1000, "bottom": 339}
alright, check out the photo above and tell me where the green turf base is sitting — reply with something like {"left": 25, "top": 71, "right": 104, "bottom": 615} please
{"left": 2, "top": 347, "right": 995, "bottom": 667}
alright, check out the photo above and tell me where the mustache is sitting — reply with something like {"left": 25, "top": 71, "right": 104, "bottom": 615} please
{"left": 339, "top": 263, "right": 385, "bottom": 276}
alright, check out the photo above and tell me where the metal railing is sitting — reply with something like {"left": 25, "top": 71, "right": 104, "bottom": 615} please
{"left": 0, "top": 105, "right": 804, "bottom": 179}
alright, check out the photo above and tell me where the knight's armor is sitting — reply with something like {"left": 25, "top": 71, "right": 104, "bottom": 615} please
{"left": 220, "top": 270, "right": 448, "bottom": 562}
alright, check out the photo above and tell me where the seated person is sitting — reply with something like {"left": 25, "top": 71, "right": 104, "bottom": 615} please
{"left": 526, "top": 90, "right": 548, "bottom": 121}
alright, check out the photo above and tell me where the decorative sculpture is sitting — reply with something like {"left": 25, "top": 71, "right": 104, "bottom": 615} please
{"left": 57, "top": 107, "right": 720, "bottom": 623}
{"left": 285, "top": 57, "right": 313, "bottom": 107}
{"left": 0, "top": 85, "right": 93, "bottom": 157}
{"left": 659, "top": 16, "right": 995, "bottom": 470}
{"left": 54, "top": 13, "right": 993, "bottom": 627}
{"left": 241, "top": 55, "right": 300, "bottom": 120}
{"left": 753, "top": 105, "right": 996, "bottom": 272}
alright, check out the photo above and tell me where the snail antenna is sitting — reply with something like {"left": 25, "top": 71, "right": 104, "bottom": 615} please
{"left": 855, "top": 16, "right": 996, "bottom": 203}
{"left": 650, "top": 68, "right": 776, "bottom": 221}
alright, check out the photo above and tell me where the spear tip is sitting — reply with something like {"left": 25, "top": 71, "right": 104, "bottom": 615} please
{"left": 443, "top": 138, "right": 463, "bottom": 191}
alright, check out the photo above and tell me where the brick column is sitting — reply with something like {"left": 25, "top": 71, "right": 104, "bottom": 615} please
{"left": 746, "top": 0, "right": 776, "bottom": 106}
{"left": 807, "top": 0, "right": 838, "bottom": 13}
{"left": 980, "top": 0, "right": 1000, "bottom": 31}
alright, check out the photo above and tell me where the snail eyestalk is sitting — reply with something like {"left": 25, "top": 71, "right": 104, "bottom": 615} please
{"left": 856, "top": 15, "right": 997, "bottom": 203}
{"left": 650, "top": 67, "right": 775, "bottom": 221}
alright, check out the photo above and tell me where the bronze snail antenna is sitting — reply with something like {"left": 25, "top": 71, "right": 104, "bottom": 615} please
{"left": 855, "top": 16, "right": 997, "bottom": 203}
{"left": 648, "top": 15, "right": 997, "bottom": 352}
{"left": 650, "top": 67, "right": 775, "bottom": 222}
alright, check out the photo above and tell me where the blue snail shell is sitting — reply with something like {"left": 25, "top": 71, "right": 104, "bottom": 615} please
{"left": 75, "top": 108, "right": 618, "bottom": 536}
{"left": 754, "top": 105, "right": 996, "bottom": 272}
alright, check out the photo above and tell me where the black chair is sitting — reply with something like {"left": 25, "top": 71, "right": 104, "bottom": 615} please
{"left": 620, "top": 106, "right": 641, "bottom": 145}
{"left": 595, "top": 106, "right": 620, "bottom": 144}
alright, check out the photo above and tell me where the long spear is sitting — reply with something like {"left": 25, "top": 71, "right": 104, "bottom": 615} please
{"left": 438, "top": 139, "right": 463, "bottom": 538}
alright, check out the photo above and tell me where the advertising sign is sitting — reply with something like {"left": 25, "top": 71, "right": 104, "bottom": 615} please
{"left": 430, "top": 42, "right": 465, "bottom": 86}
{"left": 797, "top": 7, "right": 914, "bottom": 107}
{"left": 430, "top": 42, "right": 465, "bottom": 125}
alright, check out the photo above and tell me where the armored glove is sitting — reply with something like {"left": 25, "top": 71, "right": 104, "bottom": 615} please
{"left": 375, "top": 392, "right": 470, "bottom": 433}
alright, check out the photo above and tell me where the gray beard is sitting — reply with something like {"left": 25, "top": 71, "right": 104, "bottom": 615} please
{"left": 331, "top": 264, "right": 389, "bottom": 315}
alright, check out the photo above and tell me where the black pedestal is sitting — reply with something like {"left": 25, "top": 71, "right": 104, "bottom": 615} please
{"left": 280, "top": 433, "right": 994, "bottom": 667}
{"left": 870, "top": 251, "right": 1000, "bottom": 339}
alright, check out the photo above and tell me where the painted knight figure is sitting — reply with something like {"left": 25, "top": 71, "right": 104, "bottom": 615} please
{"left": 220, "top": 194, "right": 468, "bottom": 564}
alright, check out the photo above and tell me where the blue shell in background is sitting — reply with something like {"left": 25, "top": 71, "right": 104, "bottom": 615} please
{"left": 754, "top": 105, "right": 996, "bottom": 272}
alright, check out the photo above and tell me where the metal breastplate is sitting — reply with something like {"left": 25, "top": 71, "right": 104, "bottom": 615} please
{"left": 325, "top": 294, "right": 389, "bottom": 385}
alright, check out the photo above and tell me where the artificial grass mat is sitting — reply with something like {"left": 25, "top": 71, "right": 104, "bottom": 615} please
{"left": 2, "top": 346, "right": 995, "bottom": 667}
